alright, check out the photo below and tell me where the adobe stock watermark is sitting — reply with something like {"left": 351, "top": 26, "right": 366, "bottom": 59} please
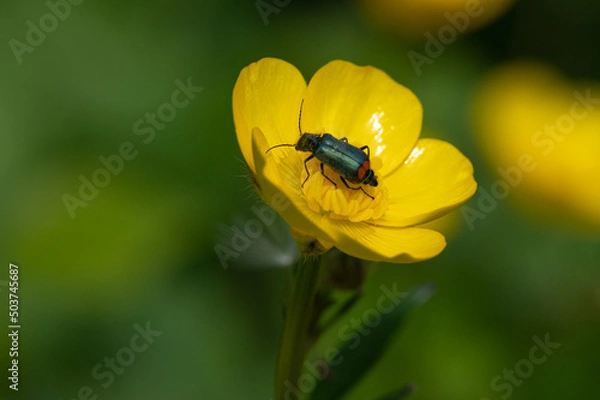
{"left": 214, "top": 191, "right": 291, "bottom": 269}
{"left": 255, "top": 0, "right": 292, "bottom": 25}
{"left": 408, "top": 0, "right": 492, "bottom": 76}
{"left": 60, "top": 321, "right": 163, "bottom": 400}
{"left": 462, "top": 88, "right": 600, "bottom": 230}
{"left": 9, "top": 0, "right": 87, "bottom": 65}
{"left": 61, "top": 77, "right": 203, "bottom": 219}
{"left": 480, "top": 333, "right": 560, "bottom": 400}
{"left": 283, "top": 283, "right": 408, "bottom": 400}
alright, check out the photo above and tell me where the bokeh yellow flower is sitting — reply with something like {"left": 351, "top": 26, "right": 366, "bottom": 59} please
{"left": 472, "top": 61, "right": 600, "bottom": 229}
{"left": 233, "top": 58, "right": 476, "bottom": 263}
{"left": 359, "top": 0, "right": 516, "bottom": 37}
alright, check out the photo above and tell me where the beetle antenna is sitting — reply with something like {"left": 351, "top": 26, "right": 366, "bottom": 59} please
{"left": 298, "top": 99, "right": 305, "bottom": 135}
{"left": 266, "top": 143, "right": 296, "bottom": 154}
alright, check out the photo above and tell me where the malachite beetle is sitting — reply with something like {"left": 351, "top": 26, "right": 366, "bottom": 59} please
{"left": 266, "top": 100, "right": 378, "bottom": 199}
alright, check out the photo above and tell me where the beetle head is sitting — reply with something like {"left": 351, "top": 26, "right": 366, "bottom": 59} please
{"left": 362, "top": 169, "right": 378, "bottom": 187}
{"left": 295, "top": 133, "right": 321, "bottom": 152}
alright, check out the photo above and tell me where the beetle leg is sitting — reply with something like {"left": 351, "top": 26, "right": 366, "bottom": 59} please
{"left": 320, "top": 163, "right": 337, "bottom": 187}
{"left": 359, "top": 145, "right": 371, "bottom": 158}
{"left": 301, "top": 154, "right": 315, "bottom": 187}
{"left": 340, "top": 176, "right": 374, "bottom": 200}
{"left": 340, "top": 176, "right": 361, "bottom": 191}
{"left": 339, "top": 137, "right": 349, "bottom": 143}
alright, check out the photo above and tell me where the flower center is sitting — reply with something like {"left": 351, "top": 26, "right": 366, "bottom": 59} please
{"left": 301, "top": 159, "right": 388, "bottom": 222}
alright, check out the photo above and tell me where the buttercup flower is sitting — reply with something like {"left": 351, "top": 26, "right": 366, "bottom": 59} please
{"left": 473, "top": 62, "right": 600, "bottom": 229}
{"left": 359, "top": 0, "right": 516, "bottom": 37}
{"left": 233, "top": 58, "right": 476, "bottom": 263}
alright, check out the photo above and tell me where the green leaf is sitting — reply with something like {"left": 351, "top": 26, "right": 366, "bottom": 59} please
{"left": 309, "top": 283, "right": 436, "bottom": 400}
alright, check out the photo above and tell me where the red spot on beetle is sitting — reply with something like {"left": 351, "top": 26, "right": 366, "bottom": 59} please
{"left": 357, "top": 160, "right": 370, "bottom": 180}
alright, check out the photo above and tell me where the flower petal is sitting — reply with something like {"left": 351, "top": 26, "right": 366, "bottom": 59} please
{"left": 332, "top": 221, "right": 446, "bottom": 263}
{"left": 301, "top": 60, "right": 422, "bottom": 177}
{"left": 360, "top": 0, "right": 516, "bottom": 37}
{"left": 376, "top": 138, "right": 477, "bottom": 227}
{"left": 233, "top": 58, "right": 307, "bottom": 172}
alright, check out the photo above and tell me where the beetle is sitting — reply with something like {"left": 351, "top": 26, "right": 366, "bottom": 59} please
{"left": 266, "top": 100, "right": 378, "bottom": 199}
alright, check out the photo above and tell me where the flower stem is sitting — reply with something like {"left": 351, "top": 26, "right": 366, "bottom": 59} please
{"left": 275, "top": 256, "right": 322, "bottom": 400}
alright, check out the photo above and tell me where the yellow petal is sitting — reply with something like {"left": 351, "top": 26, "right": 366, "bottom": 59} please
{"left": 473, "top": 62, "right": 600, "bottom": 229}
{"left": 301, "top": 60, "right": 422, "bottom": 177}
{"left": 332, "top": 221, "right": 447, "bottom": 263}
{"left": 360, "top": 0, "right": 516, "bottom": 37}
{"left": 233, "top": 58, "right": 306, "bottom": 173}
{"left": 251, "top": 127, "right": 334, "bottom": 244}
{"left": 416, "top": 209, "right": 461, "bottom": 239}
{"left": 376, "top": 138, "right": 477, "bottom": 227}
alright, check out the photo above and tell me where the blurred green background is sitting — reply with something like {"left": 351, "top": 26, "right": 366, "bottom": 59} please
{"left": 1, "top": 0, "right": 599, "bottom": 399}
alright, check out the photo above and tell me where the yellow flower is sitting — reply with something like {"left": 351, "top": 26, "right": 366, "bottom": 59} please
{"left": 359, "top": 0, "right": 516, "bottom": 37}
{"left": 233, "top": 58, "right": 476, "bottom": 263}
{"left": 473, "top": 62, "right": 600, "bottom": 230}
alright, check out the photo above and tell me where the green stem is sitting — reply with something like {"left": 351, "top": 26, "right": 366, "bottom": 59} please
{"left": 275, "top": 256, "right": 322, "bottom": 400}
